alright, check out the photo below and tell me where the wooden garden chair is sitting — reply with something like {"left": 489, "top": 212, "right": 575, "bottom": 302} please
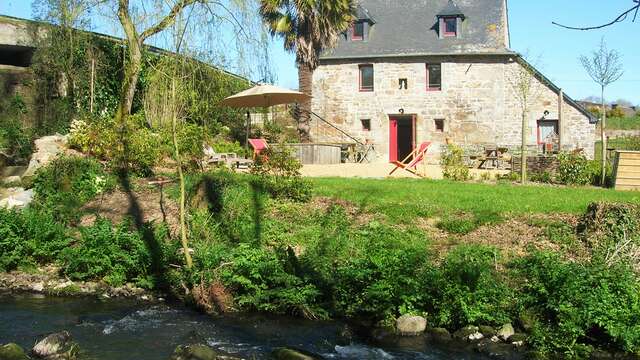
{"left": 248, "top": 138, "right": 269, "bottom": 160}
{"left": 389, "top": 142, "right": 432, "bottom": 177}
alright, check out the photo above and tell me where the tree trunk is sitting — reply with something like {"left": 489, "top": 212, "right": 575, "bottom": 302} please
{"left": 600, "top": 86, "right": 607, "bottom": 186}
{"left": 172, "top": 77, "right": 193, "bottom": 269}
{"left": 116, "top": 41, "right": 143, "bottom": 123}
{"left": 521, "top": 111, "right": 527, "bottom": 184}
{"left": 297, "top": 63, "right": 313, "bottom": 143}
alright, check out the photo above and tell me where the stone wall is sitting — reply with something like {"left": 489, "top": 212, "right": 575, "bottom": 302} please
{"left": 311, "top": 56, "right": 596, "bottom": 163}
{"left": 512, "top": 156, "right": 559, "bottom": 175}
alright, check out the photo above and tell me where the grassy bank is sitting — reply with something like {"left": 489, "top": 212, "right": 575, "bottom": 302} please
{"left": 312, "top": 177, "right": 640, "bottom": 223}
{"left": 605, "top": 116, "right": 640, "bottom": 130}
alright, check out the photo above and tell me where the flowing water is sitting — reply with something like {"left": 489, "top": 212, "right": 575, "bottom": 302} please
{"left": 0, "top": 294, "right": 492, "bottom": 359}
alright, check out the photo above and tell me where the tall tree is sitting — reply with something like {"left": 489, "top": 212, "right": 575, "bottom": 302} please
{"left": 580, "top": 39, "right": 624, "bottom": 186}
{"left": 260, "top": 0, "right": 355, "bottom": 142}
{"left": 115, "top": 0, "right": 201, "bottom": 125}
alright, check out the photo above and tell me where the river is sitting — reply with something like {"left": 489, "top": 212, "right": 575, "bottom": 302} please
{"left": 0, "top": 293, "right": 493, "bottom": 359}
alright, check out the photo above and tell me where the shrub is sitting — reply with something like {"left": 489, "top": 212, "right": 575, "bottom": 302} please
{"left": 159, "top": 122, "right": 204, "bottom": 168}
{"left": 607, "top": 107, "right": 626, "bottom": 119}
{"left": 219, "top": 244, "right": 324, "bottom": 319}
{"left": 513, "top": 251, "right": 640, "bottom": 356}
{"left": 425, "top": 245, "right": 514, "bottom": 328}
{"left": 0, "top": 208, "right": 69, "bottom": 271}
{"left": 441, "top": 144, "right": 470, "bottom": 181}
{"left": 60, "top": 218, "right": 167, "bottom": 288}
{"left": 68, "top": 115, "right": 162, "bottom": 175}
{"left": 250, "top": 146, "right": 311, "bottom": 202}
{"left": 330, "top": 224, "right": 427, "bottom": 321}
{"left": 32, "top": 156, "right": 112, "bottom": 222}
{"left": 556, "top": 151, "right": 593, "bottom": 186}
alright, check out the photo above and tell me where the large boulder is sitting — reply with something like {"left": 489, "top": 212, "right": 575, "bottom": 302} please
{"left": 271, "top": 347, "right": 324, "bottom": 360}
{"left": 395, "top": 315, "right": 427, "bottom": 336}
{"left": 170, "top": 344, "right": 242, "bottom": 360}
{"left": 0, "top": 343, "right": 29, "bottom": 360}
{"left": 31, "top": 331, "right": 78, "bottom": 359}
{"left": 21, "top": 135, "right": 67, "bottom": 183}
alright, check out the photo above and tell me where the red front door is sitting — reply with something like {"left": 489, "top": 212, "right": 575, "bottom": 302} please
{"left": 389, "top": 118, "right": 398, "bottom": 162}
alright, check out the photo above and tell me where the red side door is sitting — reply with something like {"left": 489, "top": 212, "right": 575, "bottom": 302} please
{"left": 389, "top": 118, "right": 398, "bottom": 162}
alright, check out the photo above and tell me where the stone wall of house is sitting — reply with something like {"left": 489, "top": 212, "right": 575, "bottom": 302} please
{"left": 311, "top": 56, "right": 596, "bottom": 163}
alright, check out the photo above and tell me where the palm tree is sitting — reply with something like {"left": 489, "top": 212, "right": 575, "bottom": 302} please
{"left": 260, "top": 0, "right": 355, "bottom": 142}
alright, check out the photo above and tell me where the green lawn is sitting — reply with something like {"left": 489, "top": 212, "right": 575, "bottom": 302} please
{"left": 312, "top": 177, "right": 640, "bottom": 223}
{"left": 605, "top": 116, "right": 640, "bottom": 130}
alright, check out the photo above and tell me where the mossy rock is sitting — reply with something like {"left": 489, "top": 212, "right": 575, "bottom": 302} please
{"left": 478, "top": 325, "right": 496, "bottom": 337}
{"left": 271, "top": 347, "right": 324, "bottom": 360}
{"left": 428, "top": 328, "right": 452, "bottom": 342}
{"left": 453, "top": 325, "right": 479, "bottom": 339}
{"left": 0, "top": 343, "right": 29, "bottom": 360}
{"left": 171, "top": 344, "right": 242, "bottom": 360}
{"left": 509, "top": 333, "right": 527, "bottom": 344}
{"left": 518, "top": 309, "right": 538, "bottom": 333}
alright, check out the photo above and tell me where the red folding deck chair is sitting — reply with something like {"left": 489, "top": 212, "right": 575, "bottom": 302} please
{"left": 389, "top": 142, "right": 432, "bottom": 177}
{"left": 248, "top": 138, "right": 268, "bottom": 159}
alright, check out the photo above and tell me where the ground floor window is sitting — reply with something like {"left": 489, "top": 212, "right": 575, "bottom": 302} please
{"left": 434, "top": 119, "right": 445, "bottom": 132}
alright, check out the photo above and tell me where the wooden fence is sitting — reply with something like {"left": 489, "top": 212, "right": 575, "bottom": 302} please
{"left": 613, "top": 151, "right": 640, "bottom": 191}
{"left": 278, "top": 143, "right": 342, "bottom": 165}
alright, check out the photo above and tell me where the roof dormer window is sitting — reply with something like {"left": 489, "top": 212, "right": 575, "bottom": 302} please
{"left": 436, "top": 0, "right": 465, "bottom": 39}
{"left": 349, "top": 5, "right": 375, "bottom": 42}
{"left": 442, "top": 17, "right": 457, "bottom": 37}
{"left": 352, "top": 21, "right": 365, "bottom": 41}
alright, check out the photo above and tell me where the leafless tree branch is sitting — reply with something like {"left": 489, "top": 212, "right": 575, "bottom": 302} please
{"left": 553, "top": 0, "right": 639, "bottom": 30}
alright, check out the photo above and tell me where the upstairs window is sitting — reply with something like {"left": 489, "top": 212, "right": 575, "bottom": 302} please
{"left": 359, "top": 65, "right": 374, "bottom": 92}
{"left": 426, "top": 64, "right": 441, "bottom": 91}
{"left": 361, "top": 119, "right": 371, "bottom": 131}
{"left": 442, "top": 17, "right": 457, "bottom": 37}
{"left": 352, "top": 22, "right": 364, "bottom": 41}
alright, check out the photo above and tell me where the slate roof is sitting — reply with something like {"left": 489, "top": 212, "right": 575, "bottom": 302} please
{"left": 321, "top": 0, "right": 512, "bottom": 60}
{"left": 436, "top": 0, "right": 466, "bottom": 18}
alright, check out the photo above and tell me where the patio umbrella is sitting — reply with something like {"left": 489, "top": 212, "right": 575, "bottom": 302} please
{"left": 221, "top": 84, "right": 311, "bottom": 149}
{"left": 220, "top": 83, "right": 310, "bottom": 108}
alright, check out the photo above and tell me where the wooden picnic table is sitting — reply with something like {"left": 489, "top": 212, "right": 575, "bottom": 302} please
{"left": 473, "top": 147, "right": 509, "bottom": 169}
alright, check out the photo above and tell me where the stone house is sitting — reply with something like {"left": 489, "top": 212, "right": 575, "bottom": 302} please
{"left": 310, "top": 0, "right": 597, "bottom": 163}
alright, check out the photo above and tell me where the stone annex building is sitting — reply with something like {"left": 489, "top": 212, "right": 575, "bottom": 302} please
{"left": 310, "top": 0, "right": 598, "bottom": 163}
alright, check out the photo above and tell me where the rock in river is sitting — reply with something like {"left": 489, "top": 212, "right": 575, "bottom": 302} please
{"left": 396, "top": 315, "right": 427, "bottom": 336}
{"left": 0, "top": 343, "right": 29, "bottom": 360}
{"left": 271, "top": 347, "right": 324, "bottom": 360}
{"left": 32, "top": 331, "right": 78, "bottom": 359}
{"left": 171, "top": 344, "right": 242, "bottom": 360}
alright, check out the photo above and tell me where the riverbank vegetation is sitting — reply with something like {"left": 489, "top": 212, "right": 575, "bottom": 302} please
{"left": 3, "top": 154, "right": 640, "bottom": 358}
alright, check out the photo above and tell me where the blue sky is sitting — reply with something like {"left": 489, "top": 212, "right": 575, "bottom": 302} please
{"left": 2, "top": 0, "right": 638, "bottom": 105}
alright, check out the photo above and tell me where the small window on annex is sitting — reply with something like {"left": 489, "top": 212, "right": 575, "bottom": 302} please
{"left": 426, "top": 64, "right": 441, "bottom": 91}
{"left": 361, "top": 119, "right": 372, "bottom": 131}
{"left": 359, "top": 64, "right": 374, "bottom": 92}
{"left": 435, "top": 119, "right": 445, "bottom": 132}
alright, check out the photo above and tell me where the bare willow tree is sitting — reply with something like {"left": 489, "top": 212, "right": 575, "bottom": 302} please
{"left": 580, "top": 39, "right": 624, "bottom": 185}
{"left": 554, "top": 0, "right": 639, "bottom": 30}
{"left": 507, "top": 56, "right": 542, "bottom": 184}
